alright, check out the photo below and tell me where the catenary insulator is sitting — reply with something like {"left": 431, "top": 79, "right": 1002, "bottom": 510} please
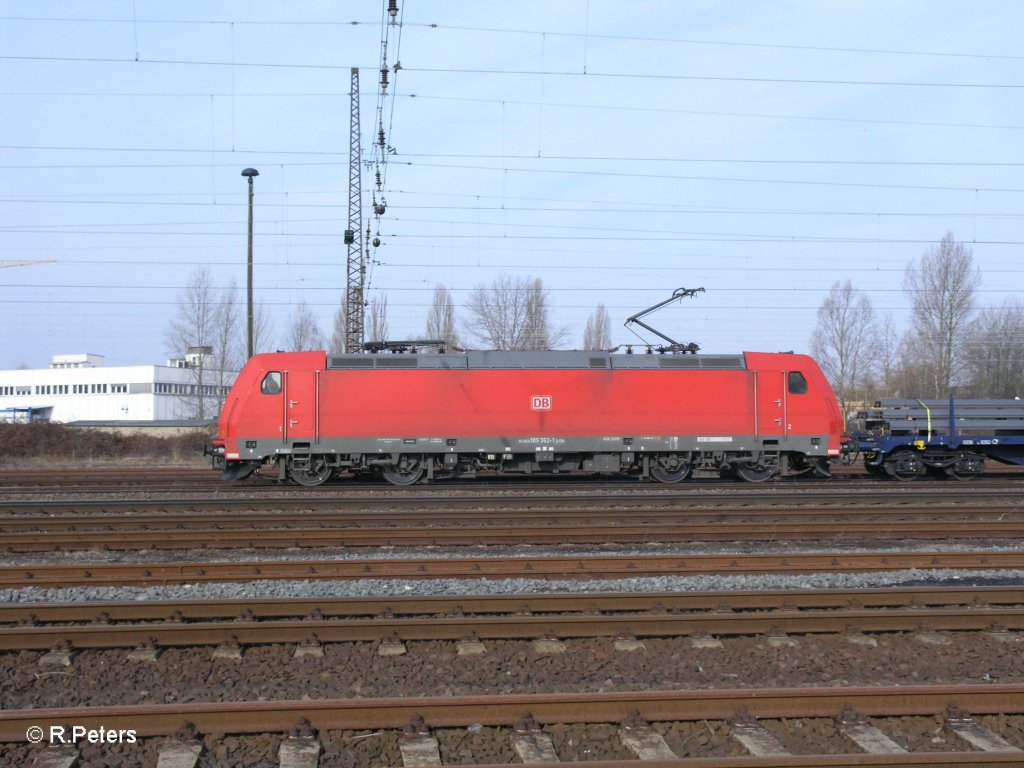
{"left": 378, "top": 127, "right": 386, "bottom": 148}
{"left": 375, "top": 170, "right": 382, "bottom": 189}
{"left": 380, "top": 68, "right": 389, "bottom": 90}
{"left": 388, "top": 0, "right": 399, "bottom": 22}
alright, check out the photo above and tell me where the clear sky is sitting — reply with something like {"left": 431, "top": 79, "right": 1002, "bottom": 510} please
{"left": 2, "top": 1, "right": 1022, "bottom": 368}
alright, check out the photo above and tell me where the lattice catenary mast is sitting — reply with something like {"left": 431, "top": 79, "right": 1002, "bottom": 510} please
{"left": 344, "top": 67, "right": 365, "bottom": 352}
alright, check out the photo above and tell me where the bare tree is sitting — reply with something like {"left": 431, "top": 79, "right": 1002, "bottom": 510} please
{"left": 330, "top": 295, "right": 349, "bottom": 354}
{"left": 165, "top": 266, "right": 236, "bottom": 420}
{"left": 582, "top": 303, "right": 612, "bottom": 350}
{"left": 964, "top": 299, "right": 1024, "bottom": 397}
{"left": 465, "top": 273, "right": 569, "bottom": 350}
{"left": 425, "top": 283, "right": 459, "bottom": 348}
{"left": 367, "top": 294, "right": 389, "bottom": 345}
{"left": 888, "top": 335, "right": 934, "bottom": 399}
{"left": 809, "top": 280, "right": 880, "bottom": 411}
{"left": 210, "top": 279, "right": 242, "bottom": 412}
{"left": 874, "top": 311, "right": 900, "bottom": 399}
{"left": 251, "top": 300, "right": 274, "bottom": 355}
{"left": 287, "top": 301, "right": 325, "bottom": 351}
{"left": 902, "top": 232, "right": 980, "bottom": 397}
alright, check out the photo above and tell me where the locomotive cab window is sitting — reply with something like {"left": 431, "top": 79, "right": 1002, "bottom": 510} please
{"left": 261, "top": 371, "right": 282, "bottom": 395}
{"left": 788, "top": 371, "right": 808, "bottom": 395}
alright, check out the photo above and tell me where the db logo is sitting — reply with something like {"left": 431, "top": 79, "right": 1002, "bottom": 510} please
{"left": 531, "top": 395, "right": 552, "bottom": 411}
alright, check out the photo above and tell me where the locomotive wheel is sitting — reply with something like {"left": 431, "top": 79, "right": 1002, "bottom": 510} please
{"left": 734, "top": 463, "right": 776, "bottom": 483}
{"left": 289, "top": 456, "right": 332, "bottom": 487}
{"left": 809, "top": 457, "right": 832, "bottom": 479}
{"left": 382, "top": 456, "right": 425, "bottom": 486}
{"left": 650, "top": 455, "right": 691, "bottom": 484}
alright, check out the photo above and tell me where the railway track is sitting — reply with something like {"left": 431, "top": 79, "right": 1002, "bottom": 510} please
{"left": 4, "top": 685, "right": 1023, "bottom": 762}
{"left": 2, "top": 517, "right": 1023, "bottom": 551}
{"left": 2, "top": 586, "right": 1023, "bottom": 651}
{"left": 1, "top": 484, "right": 1023, "bottom": 551}
{"left": 4, "top": 479, "right": 1024, "bottom": 766}
{"left": 0, "top": 467, "right": 217, "bottom": 488}
{"left": 1, "top": 464, "right": 1023, "bottom": 493}
{"left": 4, "top": 585, "right": 1019, "bottom": 623}
{"left": 3, "top": 550, "right": 1024, "bottom": 588}
{"left": 6, "top": 480, "right": 1024, "bottom": 503}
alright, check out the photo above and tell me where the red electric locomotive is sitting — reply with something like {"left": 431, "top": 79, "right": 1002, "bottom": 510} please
{"left": 206, "top": 348, "right": 843, "bottom": 485}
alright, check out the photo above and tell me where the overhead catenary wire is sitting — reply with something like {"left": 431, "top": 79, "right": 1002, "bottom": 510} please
{"left": 1, "top": 6, "right": 1022, "bottom": 365}
{"left": 362, "top": 0, "right": 405, "bottom": 304}
{"left": 6, "top": 149, "right": 1024, "bottom": 167}
{"left": 5, "top": 93, "right": 1024, "bottom": 134}
{"left": 2, "top": 53, "right": 1022, "bottom": 90}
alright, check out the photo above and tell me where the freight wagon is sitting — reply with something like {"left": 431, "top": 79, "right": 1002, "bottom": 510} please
{"left": 848, "top": 398, "right": 1024, "bottom": 479}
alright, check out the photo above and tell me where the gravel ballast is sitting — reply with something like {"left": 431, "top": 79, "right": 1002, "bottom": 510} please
{"left": 3, "top": 567, "right": 1023, "bottom": 604}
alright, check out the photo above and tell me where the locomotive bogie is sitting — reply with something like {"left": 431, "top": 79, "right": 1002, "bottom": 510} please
{"left": 242, "top": 447, "right": 832, "bottom": 485}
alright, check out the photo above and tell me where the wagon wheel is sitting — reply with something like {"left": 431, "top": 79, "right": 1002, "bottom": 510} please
{"left": 863, "top": 458, "right": 885, "bottom": 476}
{"left": 734, "top": 463, "right": 776, "bottom": 483}
{"left": 945, "top": 466, "right": 979, "bottom": 481}
{"left": 382, "top": 455, "right": 425, "bottom": 486}
{"left": 884, "top": 450, "right": 925, "bottom": 481}
{"left": 289, "top": 456, "right": 333, "bottom": 487}
{"left": 945, "top": 455, "right": 984, "bottom": 481}
{"left": 650, "top": 454, "right": 691, "bottom": 484}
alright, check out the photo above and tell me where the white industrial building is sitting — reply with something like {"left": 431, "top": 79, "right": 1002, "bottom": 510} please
{"left": 0, "top": 351, "right": 236, "bottom": 423}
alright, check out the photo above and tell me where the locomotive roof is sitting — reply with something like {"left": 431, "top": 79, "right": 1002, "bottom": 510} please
{"left": 327, "top": 350, "right": 746, "bottom": 370}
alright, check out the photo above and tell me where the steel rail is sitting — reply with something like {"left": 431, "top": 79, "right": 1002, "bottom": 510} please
{"left": 1, "top": 519, "right": 1023, "bottom": 551}
{"left": 3, "top": 605, "right": 1023, "bottom": 651}
{"left": 0, "top": 468, "right": 217, "bottom": 489}
{"left": 3, "top": 499, "right": 1023, "bottom": 527}
{"left": 445, "top": 757, "right": 1024, "bottom": 766}
{"left": 3, "top": 684, "right": 1023, "bottom": 741}
{"left": 2, "top": 462, "right": 1024, "bottom": 493}
{"left": 3, "top": 586, "right": 1022, "bottom": 625}
{"left": 4, "top": 485, "right": 1024, "bottom": 513}
{"left": 3, "top": 551, "right": 1024, "bottom": 588}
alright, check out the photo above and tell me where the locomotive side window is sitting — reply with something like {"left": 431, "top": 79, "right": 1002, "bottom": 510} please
{"left": 788, "top": 371, "right": 808, "bottom": 395}
{"left": 261, "top": 371, "right": 282, "bottom": 395}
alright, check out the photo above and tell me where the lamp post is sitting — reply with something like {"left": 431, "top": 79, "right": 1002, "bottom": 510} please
{"left": 241, "top": 168, "right": 259, "bottom": 358}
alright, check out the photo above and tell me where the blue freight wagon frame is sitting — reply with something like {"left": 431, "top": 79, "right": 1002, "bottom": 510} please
{"left": 847, "top": 398, "right": 1024, "bottom": 479}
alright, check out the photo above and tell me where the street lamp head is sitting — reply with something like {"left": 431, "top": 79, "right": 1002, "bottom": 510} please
{"left": 241, "top": 168, "right": 259, "bottom": 178}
